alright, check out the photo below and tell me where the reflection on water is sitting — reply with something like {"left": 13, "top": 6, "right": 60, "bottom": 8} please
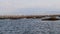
{"left": 0, "top": 19, "right": 60, "bottom": 34}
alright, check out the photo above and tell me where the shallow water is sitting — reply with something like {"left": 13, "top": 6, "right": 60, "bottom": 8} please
{"left": 0, "top": 19, "right": 60, "bottom": 34}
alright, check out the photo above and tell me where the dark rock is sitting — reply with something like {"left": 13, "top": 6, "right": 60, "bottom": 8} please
{"left": 42, "top": 18, "right": 60, "bottom": 21}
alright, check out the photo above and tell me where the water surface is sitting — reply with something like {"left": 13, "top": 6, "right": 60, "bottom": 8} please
{"left": 0, "top": 19, "right": 60, "bottom": 34}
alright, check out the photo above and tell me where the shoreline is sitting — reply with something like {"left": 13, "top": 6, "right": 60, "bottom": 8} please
{"left": 0, "top": 15, "right": 60, "bottom": 19}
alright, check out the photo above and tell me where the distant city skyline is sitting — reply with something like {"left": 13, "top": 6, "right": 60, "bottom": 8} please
{"left": 0, "top": 0, "right": 60, "bottom": 15}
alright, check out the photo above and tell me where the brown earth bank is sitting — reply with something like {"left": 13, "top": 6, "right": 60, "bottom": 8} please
{"left": 0, "top": 15, "right": 60, "bottom": 19}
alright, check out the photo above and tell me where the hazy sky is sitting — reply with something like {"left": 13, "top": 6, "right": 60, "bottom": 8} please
{"left": 0, "top": 0, "right": 60, "bottom": 15}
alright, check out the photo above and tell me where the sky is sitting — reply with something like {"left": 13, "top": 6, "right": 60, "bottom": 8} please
{"left": 0, "top": 0, "right": 60, "bottom": 15}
